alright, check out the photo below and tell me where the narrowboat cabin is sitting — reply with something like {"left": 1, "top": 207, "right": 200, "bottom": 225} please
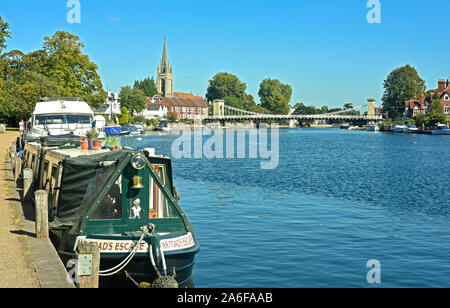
{"left": 22, "top": 138, "right": 200, "bottom": 287}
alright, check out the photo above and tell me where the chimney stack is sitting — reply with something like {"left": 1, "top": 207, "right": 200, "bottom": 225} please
{"left": 438, "top": 79, "right": 446, "bottom": 93}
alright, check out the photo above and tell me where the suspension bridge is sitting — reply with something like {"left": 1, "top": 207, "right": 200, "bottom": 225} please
{"left": 205, "top": 100, "right": 383, "bottom": 122}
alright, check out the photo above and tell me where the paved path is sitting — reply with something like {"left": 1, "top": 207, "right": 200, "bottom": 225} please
{"left": 0, "top": 132, "right": 40, "bottom": 288}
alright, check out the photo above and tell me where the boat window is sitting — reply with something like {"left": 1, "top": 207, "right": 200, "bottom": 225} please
{"left": 66, "top": 114, "right": 93, "bottom": 124}
{"left": 149, "top": 165, "right": 178, "bottom": 219}
{"left": 91, "top": 175, "right": 123, "bottom": 220}
{"left": 35, "top": 114, "right": 92, "bottom": 125}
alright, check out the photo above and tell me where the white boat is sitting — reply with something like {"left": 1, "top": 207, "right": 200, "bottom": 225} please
{"left": 405, "top": 124, "right": 419, "bottom": 133}
{"left": 432, "top": 125, "right": 450, "bottom": 135}
{"left": 393, "top": 122, "right": 407, "bottom": 133}
{"left": 25, "top": 97, "right": 95, "bottom": 142}
{"left": 366, "top": 123, "right": 379, "bottom": 131}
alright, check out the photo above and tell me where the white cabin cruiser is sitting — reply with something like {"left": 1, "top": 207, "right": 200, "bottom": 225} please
{"left": 25, "top": 97, "right": 94, "bottom": 142}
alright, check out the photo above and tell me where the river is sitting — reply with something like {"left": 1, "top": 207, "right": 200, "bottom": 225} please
{"left": 121, "top": 128, "right": 450, "bottom": 287}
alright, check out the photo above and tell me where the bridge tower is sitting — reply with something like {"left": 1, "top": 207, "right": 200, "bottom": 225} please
{"left": 367, "top": 99, "right": 376, "bottom": 118}
{"left": 213, "top": 99, "right": 225, "bottom": 117}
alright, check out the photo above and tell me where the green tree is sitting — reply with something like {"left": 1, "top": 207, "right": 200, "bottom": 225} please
{"left": 382, "top": 64, "right": 426, "bottom": 120}
{"left": 42, "top": 31, "right": 106, "bottom": 108}
{"left": 167, "top": 111, "right": 178, "bottom": 122}
{"left": 224, "top": 95, "right": 244, "bottom": 110}
{"left": 134, "top": 77, "right": 158, "bottom": 97}
{"left": 344, "top": 103, "right": 354, "bottom": 110}
{"left": 206, "top": 73, "right": 247, "bottom": 102}
{"left": 258, "top": 78, "right": 292, "bottom": 115}
{"left": 293, "top": 102, "right": 319, "bottom": 115}
{"left": 119, "top": 86, "right": 146, "bottom": 116}
{"left": 0, "top": 16, "right": 11, "bottom": 54}
{"left": 0, "top": 16, "right": 12, "bottom": 117}
{"left": 119, "top": 107, "right": 130, "bottom": 124}
{"left": 426, "top": 98, "right": 447, "bottom": 127}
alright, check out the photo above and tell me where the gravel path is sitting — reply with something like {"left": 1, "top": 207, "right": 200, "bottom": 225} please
{"left": 0, "top": 132, "right": 39, "bottom": 288}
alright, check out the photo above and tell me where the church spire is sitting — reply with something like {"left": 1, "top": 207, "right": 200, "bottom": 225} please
{"left": 162, "top": 37, "right": 167, "bottom": 62}
{"left": 156, "top": 37, "right": 173, "bottom": 98}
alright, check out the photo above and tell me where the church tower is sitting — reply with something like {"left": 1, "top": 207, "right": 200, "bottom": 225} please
{"left": 156, "top": 37, "right": 174, "bottom": 98}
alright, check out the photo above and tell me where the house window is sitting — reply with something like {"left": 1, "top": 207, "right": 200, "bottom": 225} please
{"left": 445, "top": 95, "right": 449, "bottom": 101}
{"left": 445, "top": 104, "right": 450, "bottom": 115}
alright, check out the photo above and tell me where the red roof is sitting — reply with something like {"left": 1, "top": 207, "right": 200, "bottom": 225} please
{"left": 147, "top": 93, "right": 208, "bottom": 108}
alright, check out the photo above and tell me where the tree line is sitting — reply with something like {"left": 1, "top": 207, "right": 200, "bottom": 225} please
{"left": 0, "top": 16, "right": 105, "bottom": 125}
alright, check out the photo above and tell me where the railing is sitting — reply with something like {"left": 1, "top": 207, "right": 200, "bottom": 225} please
{"left": 207, "top": 104, "right": 382, "bottom": 120}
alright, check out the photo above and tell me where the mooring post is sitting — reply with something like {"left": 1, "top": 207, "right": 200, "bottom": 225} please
{"left": 14, "top": 157, "right": 21, "bottom": 182}
{"left": 10, "top": 151, "right": 17, "bottom": 173}
{"left": 23, "top": 168, "right": 33, "bottom": 202}
{"left": 34, "top": 190, "right": 49, "bottom": 239}
{"left": 77, "top": 243, "right": 100, "bottom": 288}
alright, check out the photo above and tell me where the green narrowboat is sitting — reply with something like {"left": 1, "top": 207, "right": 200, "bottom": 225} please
{"left": 22, "top": 136, "right": 200, "bottom": 287}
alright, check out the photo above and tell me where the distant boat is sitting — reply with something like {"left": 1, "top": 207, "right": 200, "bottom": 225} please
{"left": 366, "top": 122, "right": 379, "bottom": 131}
{"left": 24, "top": 97, "right": 95, "bottom": 142}
{"left": 104, "top": 126, "right": 131, "bottom": 136}
{"left": 432, "top": 125, "right": 450, "bottom": 135}
{"left": 393, "top": 122, "right": 407, "bottom": 133}
{"left": 405, "top": 124, "right": 419, "bottom": 133}
{"left": 154, "top": 121, "right": 171, "bottom": 132}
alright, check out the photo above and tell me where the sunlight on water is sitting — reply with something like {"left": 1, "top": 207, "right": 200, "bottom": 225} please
{"left": 122, "top": 129, "right": 450, "bottom": 287}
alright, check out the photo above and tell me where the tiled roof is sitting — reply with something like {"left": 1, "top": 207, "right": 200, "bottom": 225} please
{"left": 147, "top": 93, "right": 208, "bottom": 108}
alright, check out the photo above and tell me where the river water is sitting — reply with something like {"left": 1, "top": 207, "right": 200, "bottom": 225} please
{"left": 121, "top": 128, "right": 450, "bottom": 287}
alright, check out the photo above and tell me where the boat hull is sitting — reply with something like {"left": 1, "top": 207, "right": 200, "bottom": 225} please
{"left": 432, "top": 129, "right": 450, "bottom": 135}
{"left": 59, "top": 243, "right": 200, "bottom": 288}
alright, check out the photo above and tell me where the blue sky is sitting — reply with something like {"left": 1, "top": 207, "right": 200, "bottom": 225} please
{"left": 1, "top": 0, "right": 449, "bottom": 109}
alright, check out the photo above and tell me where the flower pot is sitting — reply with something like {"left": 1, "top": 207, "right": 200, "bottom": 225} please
{"left": 80, "top": 140, "right": 89, "bottom": 150}
{"left": 115, "top": 146, "right": 123, "bottom": 150}
{"left": 93, "top": 140, "right": 102, "bottom": 150}
{"left": 88, "top": 138, "right": 94, "bottom": 150}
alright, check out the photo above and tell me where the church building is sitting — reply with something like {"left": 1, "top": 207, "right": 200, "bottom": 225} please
{"left": 149, "top": 38, "right": 209, "bottom": 121}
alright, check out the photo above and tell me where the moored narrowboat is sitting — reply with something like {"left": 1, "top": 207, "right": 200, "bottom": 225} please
{"left": 22, "top": 138, "right": 200, "bottom": 287}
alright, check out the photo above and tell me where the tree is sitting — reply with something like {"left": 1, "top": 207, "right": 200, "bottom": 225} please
{"left": 258, "top": 78, "right": 292, "bottom": 115}
{"left": 119, "top": 107, "right": 130, "bottom": 124}
{"left": 382, "top": 64, "right": 426, "bottom": 120}
{"left": 167, "top": 111, "right": 178, "bottom": 122}
{"left": 293, "top": 102, "right": 319, "bottom": 115}
{"left": 344, "top": 103, "right": 354, "bottom": 110}
{"left": 119, "top": 86, "right": 146, "bottom": 116}
{"left": 224, "top": 96, "right": 244, "bottom": 110}
{"left": 134, "top": 77, "right": 158, "bottom": 97}
{"left": 42, "top": 31, "right": 106, "bottom": 109}
{"left": 206, "top": 73, "right": 247, "bottom": 102}
{"left": 426, "top": 98, "right": 447, "bottom": 127}
{"left": 0, "top": 16, "right": 11, "bottom": 54}
{"left": 0, "top": 16, "right": 11, "bottom": 117}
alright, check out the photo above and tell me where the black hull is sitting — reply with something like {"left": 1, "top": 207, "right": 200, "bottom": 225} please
{"left": 60, "top": 245, "right": 199, "bottom": 288}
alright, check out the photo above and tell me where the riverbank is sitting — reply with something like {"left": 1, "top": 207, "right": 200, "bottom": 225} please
{"left": 0, "top": 132, "right": 40, "bottom": 288}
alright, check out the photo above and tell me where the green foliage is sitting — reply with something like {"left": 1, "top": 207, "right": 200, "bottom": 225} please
{"left": 134, "top": 77, "right": 158, "bottom": 97}
{"left": 104, "top": 135, "right": 118, "bottom": 148}
{"left": 293, "top": 102, "right": 319, "bottom": 115}
{"left": 343, "top": 103, "right": 354, "bottom": 110}
{"left": 120, "top": 107, "right": 130, "bottom": 124}
{"left": 206, "top": 73, "right": 247, "bottom": 102}
{"left": 86, "top": 128, "right": 100, "bottom": 139}
{"left": 0, "top": 21, "right": 107, "bottom": 123}
{"left": 167, "top": 111, "right": 178, "bottom": 122}
{"left": 42, "top": 31, "right": 106, "bottom": 109}
{"left": 258, "top": 78, "right": 292, "bottom": 115}
{"left": 0, "top": 16, "right": 11, "bottom": 53}
{"left": 224, "top": 95, "right": 244, "bottom": 110}
{"left": 119, "top": 86, "right": 146, "bottom": 116}
{"left": 382, "top": 64, "right": 426, "bottom": 120}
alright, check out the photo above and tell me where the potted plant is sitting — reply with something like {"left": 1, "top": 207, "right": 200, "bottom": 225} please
{"left": 86, "top": 128, "right": 100, "bottom": 149}
{"left": 105, "top": 135, "right": 120, "bottom": 150}
{"left": 80, "top": 137, "right": 89, "bottom": 150}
